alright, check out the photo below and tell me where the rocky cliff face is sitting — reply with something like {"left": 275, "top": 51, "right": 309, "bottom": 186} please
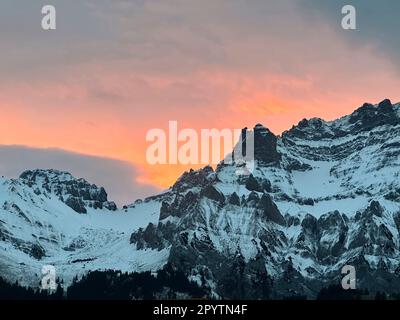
{"left": 1, "top": 99, "right": 400, "bottom": 298}
{"left": 19, "top": 169, "right": 117, "bottom": 213}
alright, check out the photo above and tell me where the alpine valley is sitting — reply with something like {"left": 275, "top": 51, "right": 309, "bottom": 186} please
{"left": 1, "top": 99, "right": 400, "bottom": 299}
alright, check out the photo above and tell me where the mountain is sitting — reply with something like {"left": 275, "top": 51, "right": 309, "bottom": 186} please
{"left": 1, "top": 99, "right": 400, "bottom": 298}
{"left": 0, "top": 169, "right": 164, "bottom": 287}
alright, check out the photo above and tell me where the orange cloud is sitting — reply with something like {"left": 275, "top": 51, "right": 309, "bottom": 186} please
{"left": 2, "top": 0, "right": 400, "bottom": 192}
{"left": 2, "top": 60, "right": 400, "bottom": 190}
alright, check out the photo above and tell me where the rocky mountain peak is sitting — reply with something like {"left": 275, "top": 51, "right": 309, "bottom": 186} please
{"left": 19, "top": 169, "right": 117, "bottom": 213}
{"left": 20, "top": 169, "right": 74, "bottom": 184}
{"left": 283, "top": 116, "right": 336, "bottom": 141}
{"left": 172, "top": 165, "right": 216, "bottom": 192}
{"left": 348, "top": 99, "right": 399, "bottom": 133}
{"left": 282, "top": 99, "right": 399, "bottom": 142}
{"left": 234, "top": 124, "right": 281, "bottom": 164}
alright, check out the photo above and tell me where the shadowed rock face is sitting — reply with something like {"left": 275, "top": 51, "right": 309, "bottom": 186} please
{"left": 231, "top": 124, "right": 281, "bottom": 166}
{"left": 228, "top": 192, "right": 240, "bottom": 206}
{"left": 257, "top": 194, "right": 285, "bottom": 225}
{"left": 200, "top": 185, "right": 226, "bottom": 204}
{"left": 245, "top": 174, "right": 262, "bottom": 192}
{"left": 253, "top": 124, "right": 281, "bottom": 164}
{"left": 65, "top": 196, "right": 87, "bottom": 214}
{"left": 349, "top": 99, "right": 399, "bottom": 133}
{"left": 172, "top": 166, "right": 216, "bottom": 192}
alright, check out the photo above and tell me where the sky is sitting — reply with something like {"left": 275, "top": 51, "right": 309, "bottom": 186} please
{"left": 1, "top": 0, "right": 400, "bottom": 205}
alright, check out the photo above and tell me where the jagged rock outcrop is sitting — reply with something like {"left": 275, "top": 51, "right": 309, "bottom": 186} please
{"left": 19, "top": 169, "right": 117, "bottom": 213}
{"left": 252, "top": 124, "right": 281, "bottom": 164}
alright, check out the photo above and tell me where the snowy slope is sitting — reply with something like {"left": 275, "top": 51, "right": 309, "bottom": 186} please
{"left": 0, "top": 170, "right": 165, "bottom": 287}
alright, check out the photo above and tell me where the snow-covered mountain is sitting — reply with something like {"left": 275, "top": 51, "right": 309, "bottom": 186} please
{"left": 1, "top": 99, "right": 400, "bottom": 298}
{"left": 0, "top": 169, "right": 165, "bottom": 287}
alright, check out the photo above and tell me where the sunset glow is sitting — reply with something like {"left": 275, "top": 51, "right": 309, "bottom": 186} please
{"left": 1, "top": 0, "right": 400, "bottom": 203}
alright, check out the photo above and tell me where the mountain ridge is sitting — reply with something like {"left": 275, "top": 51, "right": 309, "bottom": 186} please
{"left": 1, "top": 99, "right": 400, "bottom": 298}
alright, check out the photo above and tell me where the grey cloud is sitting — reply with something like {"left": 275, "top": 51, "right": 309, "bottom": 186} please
{"left": 300, "top": 0, "right": 400, "bottom": 71}
{"left": 0, "top": 0, "right": 112, "bottom": 78}
{"left": 1, "top": 0, "right": 399, "bottom": 125}
{"left": 0, "top": 145, "right": 161, "bottom": 206}
{"left": 2, "top": 0, "right": 398, "bottom": 80}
